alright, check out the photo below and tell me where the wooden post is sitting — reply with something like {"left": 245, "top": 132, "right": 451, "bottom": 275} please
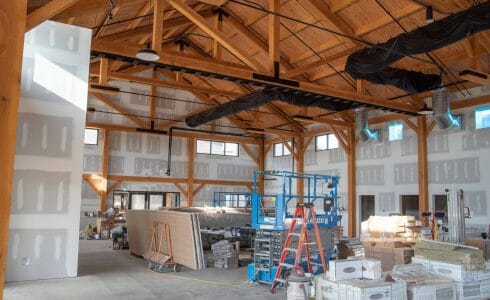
{"left": 258, "top": 139, "right": 265, "bottom": 195}
{"left": 100, "top": 128, "right": 110, "bottom": 211}
{"left": 268, "top": 0, "right": 280, "bottom": 72}
{"left": 213, "top": 13, "right": 222, "bottom": 59}
{"left": 0, "top": 1, "right": 27, "bottom": 297}
{"left": 347, "top": 126, "right": 357, "bottom": 237}
{"left": 151, "top": 0, "right": 164, "bottom": 53}
{"left": 187, "top": 137, "right": 195, "bottom": 207}
{"left": 99, "top": 58, "right": 109, "bottom": 85}
{"left": 296, "top": 136, "right": 304, "bottom": 199}
{"left": 417, "top": 116, "right": 429, "bottom": 217}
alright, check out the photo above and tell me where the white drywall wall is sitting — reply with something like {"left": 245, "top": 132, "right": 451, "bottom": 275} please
{"left": 7, "top": 21, "right": 91, "bottom": 281}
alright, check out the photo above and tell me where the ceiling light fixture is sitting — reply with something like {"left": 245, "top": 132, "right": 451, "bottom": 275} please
{"left": 136, "top": 0, "right": 160, "bottom": 62}
{"left": 136, "top": 46, "right": 160, "bottom": 62}
{"left": 418, "top": 103, "right": 433, "bottom": 115}
{"left": 426, "top": 6, "right": 434, "bottom": 24}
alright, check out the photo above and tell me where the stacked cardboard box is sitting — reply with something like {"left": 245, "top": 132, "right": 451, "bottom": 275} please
{"left": 391, "top": 263, "right": 456, "bottom": 300}
{"left": 211, "top": 240, "right": 238, "bottom": 269}
{"left": 412, "top": 257, "right": 490, "bottom": 299}
{"left": 337, "top": 238, "right": 364, "bottom": 259}
{"left": 315, "top": 258, "right": 404, "bottom": 299}
{"left": 363, "top": 243, "right": 414, "bottom": 271}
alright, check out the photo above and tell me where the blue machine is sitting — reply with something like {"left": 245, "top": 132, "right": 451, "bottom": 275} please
{"left": 247, "top": 171, "right": 342, "bottom": 284}
{"left": 213, "top": 192, "right": 251, "bottom": 208}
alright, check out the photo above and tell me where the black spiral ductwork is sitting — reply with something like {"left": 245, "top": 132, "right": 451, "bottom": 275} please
{"left": 185, "top": 88, "right": 358, "bottom": 128}
{"left": 345, "top": 2, "right": 490, "bottom": 93}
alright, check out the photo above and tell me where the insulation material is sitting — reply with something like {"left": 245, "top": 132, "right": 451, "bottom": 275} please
{"left": 413, "top": 240, "right": 486, "bottom": 270}
{"left": 345, "top": 2, "right": 490, "bottom": 93}
{"left": 361, "top": 216, "right": 418, "bottom": 241}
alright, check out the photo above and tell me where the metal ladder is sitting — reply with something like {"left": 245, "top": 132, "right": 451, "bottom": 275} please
{"left": 271, "top": 203, "right": 327, "bottom": 293}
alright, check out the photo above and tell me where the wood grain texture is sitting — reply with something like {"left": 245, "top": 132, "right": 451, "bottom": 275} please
{"left": 0, "top": 2, "right": 27, "bottom": 298}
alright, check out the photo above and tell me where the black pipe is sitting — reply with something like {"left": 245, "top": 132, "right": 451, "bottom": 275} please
{"left": 165, "top": 127, "right": 260, "bottom": 176}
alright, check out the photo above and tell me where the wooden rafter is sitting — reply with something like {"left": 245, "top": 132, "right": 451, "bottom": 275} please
{"left": 168, "top": 0, "right": 267, "bottom": 71}
{"left": 26, "top": 0, "right": 81, "bottom": 31}
{"left": 91, "top": 92, "right": 148, "bottom": 128}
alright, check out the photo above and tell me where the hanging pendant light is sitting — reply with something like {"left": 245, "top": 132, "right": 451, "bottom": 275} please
{"left": 418, "top": 103, "right": 433, "bottom": 115}
{"left": 426, "top": 6, "right": 434, "bottom": 24}
{"left": 136, "top": 0, "right": 160, "bottom": 62}
{"left": 136, "top": 46, "right": 160, "bottom": 62}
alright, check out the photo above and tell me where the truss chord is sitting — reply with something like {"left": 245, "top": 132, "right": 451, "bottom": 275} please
{"left": 89, "top": 108, "right": 244, "bottom": 130}
{"left": 228, "top": 0, "right": 466, "bottom": 74}
{"left": 92, "top": 87, "right": 277, "bottom": 116}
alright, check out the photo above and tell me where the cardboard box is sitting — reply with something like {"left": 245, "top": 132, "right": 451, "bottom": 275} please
{"left": 408, "top": 282, "right": 455, "bottom": 300}
{"left": 362, "top": 259, "right": 382, "bottom": 280}
{"left": 328, "top": 259, "right": 363, "bottom": 281}
{"left": 430, "top": 260, "right": 478, "bottom": 282}
{"left": 412, "top": 257, "right": 482, "bottom": 282}
{"left": 344, "top": 280, "right": 392, "bottom": 300}
{"left": 456, "top": 281, "right": 483, "bottom": 300}
{"left": 315, "top": 276, "right": 339, "bottom": 300}
{"left": 391, "top": 280, "right": 407, "bottom": 300}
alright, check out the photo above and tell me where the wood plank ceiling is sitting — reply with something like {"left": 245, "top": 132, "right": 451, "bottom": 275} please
{"left": 27, "top": 0, "right": 490, "bottom": 134}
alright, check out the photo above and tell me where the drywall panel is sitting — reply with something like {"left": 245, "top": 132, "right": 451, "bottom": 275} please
{"left": 7, "top": 21, "right": 91, "bottom": 281}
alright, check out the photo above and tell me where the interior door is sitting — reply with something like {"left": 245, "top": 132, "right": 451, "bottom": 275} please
{"left": 401, "top": 195, "right": 419, "bottom": 219}
{"left": 360, "top": 195, "right": 376, "bottom": 222}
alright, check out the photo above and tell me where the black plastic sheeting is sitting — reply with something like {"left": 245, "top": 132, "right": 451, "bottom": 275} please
{"left": 185, "top": 88, "right": 355, "bottom": 127}
{"left": 345, "top": 2, "right": 490, "bottom": 93}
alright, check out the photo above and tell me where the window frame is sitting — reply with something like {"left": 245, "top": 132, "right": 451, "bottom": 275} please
{"left": 388, "top": 122, "right": 404, "bottom": 141}
{"left": 273, "top": 141, "right": 293, "bottom": 157}
{"left": 315, "top": 133, "right": 339, "bottom": 151}
{"left": 84, "top": 128, "right": 99, "bottom": 145}
{"left": 474, "top": 107, "right": 490, "bottom": 130}
{"left": 195, "top": 139, "right": 239, "bottom": 157}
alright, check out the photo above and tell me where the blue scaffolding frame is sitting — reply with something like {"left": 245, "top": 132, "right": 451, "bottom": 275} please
{"left": 248, "top": 171, "right": 342, "bottom": 284}
{"left": 251, "top": 170, "right": 342, "bottom": 230}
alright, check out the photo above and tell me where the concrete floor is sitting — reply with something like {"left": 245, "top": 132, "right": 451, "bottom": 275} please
{"left": 4, "top": 240, "right": 284, "bottom": 300}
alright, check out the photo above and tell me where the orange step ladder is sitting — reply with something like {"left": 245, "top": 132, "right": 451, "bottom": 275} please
{"left": 271, "top": 203, "right": 327, "bottom": 293}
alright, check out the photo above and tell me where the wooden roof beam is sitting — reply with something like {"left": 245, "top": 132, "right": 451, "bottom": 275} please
{"left": 291, "top": 3, "right": 422, "bottom": 65}
{"left": 105, "top": 71, "right": 242, "bottom": 97}
{"left": 91, "top": 39, "right": 420, "bottom": 114}
{"left": 99, "top": 9, "right": 214, "bottom": 41}
{"left": 152, "top": 0, "right": 164, "bottom": 53}
{"left": 301, "top": 0, "right": 360, "bottom": 46}
{"left": 168, "top": 0, "right": 267, "bottom": 72}
{"left": 26, "top": 0, "right": 81, "bottom": 31}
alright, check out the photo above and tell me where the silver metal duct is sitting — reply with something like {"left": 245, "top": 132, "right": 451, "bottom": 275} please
{"left": 355, "top": 108, "right": 378, "bottom": 142}
{"left": 432, "top": 88, "right": 461, "bottom": 129}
